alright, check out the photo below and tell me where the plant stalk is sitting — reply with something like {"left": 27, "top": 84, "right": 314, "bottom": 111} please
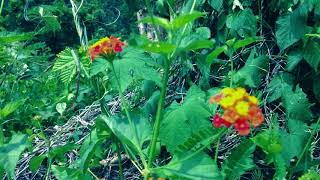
{"left": 144, "top": 60, "right": 170, "bottom": 179}
{"left": 116, "top": 142, "right": 124, "bottom": 180}
{"left": 110, "top": 62, "right": 147, "bottom": 168}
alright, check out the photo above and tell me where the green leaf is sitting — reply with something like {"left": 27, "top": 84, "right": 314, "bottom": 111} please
{"left": 206, "top": 45, "right": 228, "bottom": 64}
{"left": 89, "top": 58, "right": 109, "bottom": 77}
{"left": 52, "top": 165, "right": 93, "bottom": 180}
{"left": 303, "top": 40, "right": 320, "bottom": 71}
{"left": 171, "top": 11, "right": 206, "bottom": 30}
{"left": 56, "top": 102, "right": 67, "bottom": 116}
{"left": 79, "top": 130, "right": 101, "bottom": 172}
{"left": 52, "top": 48, "right": 90, "bottom": 85}
{"left": 0, "top": 33, "right": 33, "bottom": 44}
{"left": 29, "top": 155, "right": 47, "bottom": 173}
{"left": 253, "top": 130, "right": 282, "bottom": 155}
{"left": 142, "top": 90, "right": 160, "bottom": 116}
{"left": 279, "top": 119, "right": 309, "bottom": 165}
{"left": 101, "top": 111, "right": 152, "bottom": 154}
{"left": 185, "top": 40, "right": 214, "bottom": 51}
{"left": 112, "top": 47, "right": 161, "bottom": 92}
{"left": 209, "top": 0, "right": 223, "bottom": 11}
{"left": 232, "top": 37, "right": 259, "bottom": 51}
{"left": 275, "top": 6, "right": 308, "bottom": 50}
{"left": 49, "top": 144, "right": 79, "bottom": 160}
{"left": 139, "top": 16, "right": 171, "bottom": 30}
{"left": 222, "top": 139, "right": 256, "bottom": 180}
{"left": 0, "top": 100, "right": 25, "bottom": 119}
{"left": 232, "top": 50, "right": 268, "bottom": 87}
{"left": 159, "top": 86, "right": 212, "bottom": 154}
{"left": 142, "top": 41, "right": 176, "bottom": 54}
{"left": 226, "top": 9, "right": 257, "bottom": 37}
{"left": 153, "top": 152, "right": 222, "bottom": 180}
{"left": 0, "top": 134, "right": 29, "bottom": 179}
{"left": 282, "top": 86, "right": 313, "bottom": 122}
{"left": 266, "top": 72, "right": 295, "bottom": 102}
{"left": 286, "top": 50, "right": 303, "bottom": 71}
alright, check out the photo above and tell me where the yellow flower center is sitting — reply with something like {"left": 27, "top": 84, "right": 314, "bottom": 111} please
{"left": 248, "top": 96, "right": 258, "bottom": 105}
{"left": 90, "top": 37, "right": 110, "bottom": 49}
{"left": 221, "top": 87, "right": 234, "bottom": 96}
{"left": 235, "top": 101, "right": 249, "bottom": 116}
{"left": 220, "top": 96, "right": 236, "bottom": 108}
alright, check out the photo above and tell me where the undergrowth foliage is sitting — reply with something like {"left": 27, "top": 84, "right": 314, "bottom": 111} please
{"left": 0, "top": 0, "right": 320, "bottom": 180}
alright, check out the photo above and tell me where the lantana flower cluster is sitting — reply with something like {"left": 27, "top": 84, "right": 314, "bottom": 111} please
{"left": 209, "top": 87, "right": 264, "bottom": 135}
{"left": 88, "top": 36, "right": 125, "bottom": 62}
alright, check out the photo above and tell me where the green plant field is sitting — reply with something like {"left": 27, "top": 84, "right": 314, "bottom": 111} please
{"left": 0, "top": 0, "right": 320, "bottom": 179}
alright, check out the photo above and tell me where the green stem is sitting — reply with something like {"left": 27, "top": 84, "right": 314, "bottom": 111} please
{"left": 116, "top": 142, "right": 124, "bottom": 180}
{"left": 0, "top": 0, "right": 4, "bottom": 16}
{"left": 45, "top": 150, "right": 52, "bottom": 180}
{"left": 144, "top": 60, "right": 170, "bottom": 179}
{"left": 110, "top": 62, "right": 147, "bottom": 168}
{"left": 289, "top": 117, "right": 320, "bottom": 179}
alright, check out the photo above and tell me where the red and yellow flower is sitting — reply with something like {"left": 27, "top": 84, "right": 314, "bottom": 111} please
{"left": 88, "top": 36, "right": 126, "bottom": 62}
{"left": 210, "top": 87, "right": 264, "bottom": 136}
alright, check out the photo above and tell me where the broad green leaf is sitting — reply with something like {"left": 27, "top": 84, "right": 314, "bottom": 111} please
{"left": 226, "top": 9, "right": 257, "bottom": 37}
{"left": 29, "top": 155, "right": 47, "bottom": 173}
{"left": 0, "top": 100, "right": 24, "bottom": 119}
{"left": 206, "top": 45, "right": 228, "bottom": 64}
{"left": 139, "top": 16, "right": 170, "bottom": 30}
{"left": 52, "top": 165, "right": 93, "bottom": 180}
{"left": 0, "top": 134, "right": 29, "bottom": 179}
{"left": 185, "top": 40, "right": 214, "bottom": 51}
{"left": 89, "top": 58, "right": 109, "bottom": 77}
{"left": 112, "top": 47, "right": 161, "bottom": 92}
{"left": 279, "top": 119, "right": 309, "bottom": 165}
{"left": 37, "top": 6, "right": 61, "bottom": 34}
{"left": 0, "top": 33, "right": 33, "bottom": 44}
{"left": 79, "top": 130, "right": 100, "bottom": 172}
{"left": 179, "top": 27, "right": 212, "bottom": 51}
{"left": 53, "top": 48, "right": 90, "bottom": 85}
{"left": 56, "top": 102, "right": 67, "bottom": 116}
{"left": 142, "top": 41, "right": 176, "bottom": 54}
{"left": 232, "top": 50, "right": 268, "bottom": 87}
{"left": 209, "top": 0, "right": 223, "bottom": 11}
{"left": 153, "top": 152, "right": 222, "bottom": 180}
{"left": 282, "top": 86, "right": 313, "bottom": 122}
{"left": 101, "top": 111, "right": 152, "bottom": 154}
{"left": 142, "top": 90, "right": 160, "bottom": 116}
{"left": 159, "top": 86, "right": 212, "bottom": 154}
{"left": 286, "top": 50, "right": 303, "bottom": 71}
{"left": 171, "top": 11, "right": 206, "bottom": 30}
{"left": 275, "top": 6, "right": 308, "bottom": 50}
{"left": 252, "top": 129, "right": 286, "bottom": 179}
{"left": 222, "top": 139, "right": 256, "bottom": 180}
{"left": 49, "top": 144, "right": 79, "bottom": 160}
{"left": 303, "top": 40, "right": 320, "bottom": 71}
{"left": 266, "top": 72, "right": 295, "bottom": 102}
{"left": 253, "top": 130, "right": 282, "bottom": 155}
{"left": 232, "top": 37, "right": 259, "bottom": 51}
{"left": 273, "top": 155, "right": 286, "bottom": 179}
{"left": 195, "top": 27, "right": 211, "bottom": 39}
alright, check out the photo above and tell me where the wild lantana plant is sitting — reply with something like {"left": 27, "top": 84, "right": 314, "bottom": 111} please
{"left": 88, "top": 36, "right": 125, "bottom": 62}
{"left": 210, "top": 87, "right": 264, "bottom": 135}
